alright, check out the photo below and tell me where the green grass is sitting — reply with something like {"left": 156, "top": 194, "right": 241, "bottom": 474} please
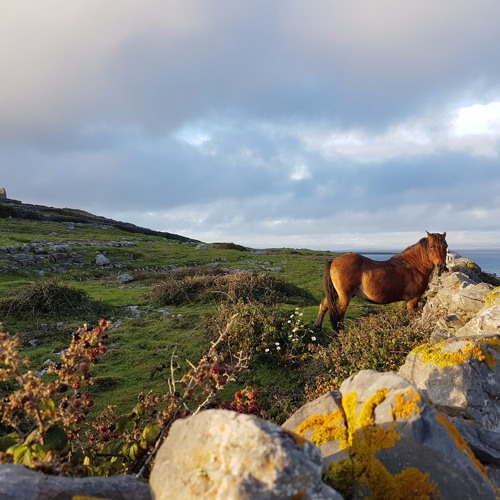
{"left": 0, "top": 215, "right": 388, "bottom": 419}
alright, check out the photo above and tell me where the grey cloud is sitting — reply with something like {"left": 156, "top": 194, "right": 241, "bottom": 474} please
{"left": 3, "top": 0, "right": 500, "bottom": 145}
{"left": 2, "top": 1, "right": 500, "bottom": 249}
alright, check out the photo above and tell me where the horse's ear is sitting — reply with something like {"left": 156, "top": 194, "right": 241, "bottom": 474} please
{"left": 443, "top": 232, "right": 446, "bottom": 238}
{"left": 426, "top": 230, "right": 430, "bottom": 236}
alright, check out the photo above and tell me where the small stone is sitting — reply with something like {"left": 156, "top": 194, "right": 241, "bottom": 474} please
{"left": 118, "top": 273, "right": 134, "bottom": 284}
{"left": 95, "top": 253, "right": 111, "bottom": 266}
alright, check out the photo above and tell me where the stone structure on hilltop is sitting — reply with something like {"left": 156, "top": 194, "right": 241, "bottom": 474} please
{"left": 0, "top": 187, "right": 7, "bottom": 199}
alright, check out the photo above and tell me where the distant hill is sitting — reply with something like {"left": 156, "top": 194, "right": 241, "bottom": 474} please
{"left": 0, "top": 198, "right": 199, "bottom": 243}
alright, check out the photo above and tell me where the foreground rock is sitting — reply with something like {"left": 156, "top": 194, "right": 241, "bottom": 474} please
{"left": 283, "top": 370, "right": 498, "bottom": 499}
{"left": 150, "top": 409, "right": 341, "bottom": 499}
{"left": 0, "top": 464, "right": 151, "bottom": 500}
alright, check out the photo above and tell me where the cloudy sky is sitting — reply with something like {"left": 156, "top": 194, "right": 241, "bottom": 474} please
{"left": 2, "top": 1, "right": 500, "bottom": 250}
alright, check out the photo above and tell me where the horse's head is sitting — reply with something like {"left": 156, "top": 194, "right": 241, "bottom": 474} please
{"left": 426, "top": 231, "right": 448, "bottom": 275}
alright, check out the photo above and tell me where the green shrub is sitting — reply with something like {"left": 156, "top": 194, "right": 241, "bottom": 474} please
{"left": 211, "top": 242, "right": 248, "bottom": 251}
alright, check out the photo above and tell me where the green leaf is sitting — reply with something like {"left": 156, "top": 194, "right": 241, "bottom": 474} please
{"left": 115, "top": 415, "right": 133, "bottom": 433}
{"left": 0, "top": 434, "right": 19, "bottom": 452}
{"left": 141, "top": 423, "right": 161, "bottom": 445}
{"left": 38, "top": 398, "right": 56, "bottom": 416}
{"left": 123, "top": 441, "right": 140, "bottom": 461}
{"left": 25, "top": 429, "right": 42, "bottom": 445}
{"left": 12, "top": 444, "right": 33, "bottom": 466}
{"left": 31, "top": 443, "right": 50, "bottom": 459}
{"left": 45, "top": 425, "right": 68, "bottom": 451}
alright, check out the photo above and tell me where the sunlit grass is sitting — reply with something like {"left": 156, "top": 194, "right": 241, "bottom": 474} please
{"left": 0, "top": 216, "right": 387, "bottom": 418}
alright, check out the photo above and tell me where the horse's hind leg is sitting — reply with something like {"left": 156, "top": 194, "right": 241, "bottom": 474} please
{"left": 316, "top": 294, "right": 343, "bottom": 333}
{"left": 334, "top": 293, "right": 350, "bottom": 332}
{"left": 316, "top": 297, "right": 328, "bottom": 329}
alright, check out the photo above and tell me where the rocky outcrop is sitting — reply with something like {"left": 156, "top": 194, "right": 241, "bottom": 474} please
{"left": 150, "top": 409, "right": 342, "bottom": 499}
{"left": 394, "top": 253, "right": 500, "bottom": 490}
{"left": 0, "top": 240, "right": 136, "bottom": 272}
{"left": 0, "top": 187, "right": 6, "bottom": 199}
{"left": 283, "top": 371, "right": 497, "bottom": 499}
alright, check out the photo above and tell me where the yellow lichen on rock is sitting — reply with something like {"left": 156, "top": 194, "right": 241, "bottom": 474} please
{"left": 358, "top": 388, "right": 389, "bottom": 427}
{"left": 392, "top": 389, "right": 422, "bottom": 420}
{"left": 411, "top": 340, "right": 497, "bottom": 368}
{"left": 394, "top": 468, "right": 441, "bottom": 499}
{"left": 296, "top": 410, "right": 347, "bottom": 448}
{"left": 484, "top": 287, "right": 500, "bottom": 307}
{"left": 296, "top": 389, "right": 439, "bottom": 499}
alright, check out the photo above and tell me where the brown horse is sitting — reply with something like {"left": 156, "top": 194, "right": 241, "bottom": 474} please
{"left": 316, "top": 232, "right": 448, "bottom": 332}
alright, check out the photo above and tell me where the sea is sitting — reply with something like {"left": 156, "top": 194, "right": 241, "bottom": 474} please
{"left": 360, "top": 249, "right": 500, "bottom": 277}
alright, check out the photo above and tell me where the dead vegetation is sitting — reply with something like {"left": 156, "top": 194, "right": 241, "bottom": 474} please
{"left": 145, "top": 269, "right": 316, "bottom": 306}
{"left": 0, "top": 279, "right": 101, "bottom": 319}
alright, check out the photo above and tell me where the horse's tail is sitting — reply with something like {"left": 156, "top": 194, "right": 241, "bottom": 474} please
{"left": 323, "top": 260, "right": 340, "bottom": 331}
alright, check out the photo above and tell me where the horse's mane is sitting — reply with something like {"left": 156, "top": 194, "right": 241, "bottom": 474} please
{"left": 389, "top": 237, "right": 429, "bottom": 266}
{"left": 399, "top": 237, "right": 428, "bottom": 256}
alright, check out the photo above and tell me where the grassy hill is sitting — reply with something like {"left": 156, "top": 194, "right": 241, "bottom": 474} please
{"left": 0, "top": 199, "right": 404, "bottom": 423}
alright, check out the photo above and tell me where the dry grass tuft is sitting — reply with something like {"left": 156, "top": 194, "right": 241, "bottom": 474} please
{"left": 145, "top": 270, "right": 316, "bottom": 306}
{"left": 1, "top": 279, "right": 98, "bottom": 319}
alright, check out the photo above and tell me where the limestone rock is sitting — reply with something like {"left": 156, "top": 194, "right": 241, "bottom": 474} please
{"left": 284, "top": 370, "right": 497, "bottom": 499}
{"left": 0, "top": 464, "right": 151, "bottom": 500}
{"left": 399, "top": 336, "right": 500, "bottom": 430}
{"left": 95, "top": 252, "right": 111, "bottom": 266}
{"left": 150, "top": 409, "right": 341, "bottom": 500}
{"left": 423, "top": 271, "right": 492, "bottom": 324}
{"left": 118, "top": 273, "right": 134, "bottom": 284}
{"left": 455, "top": 304, "right": 500, "bottom": 337}
{"left": 485, "top": 287, "right": 500, "bottom": 307}
{"left": 282, "top": 391, "right": 345, "bottom": 469}
{"left": 450, "top": 417, "right": 500, "bottom": 465}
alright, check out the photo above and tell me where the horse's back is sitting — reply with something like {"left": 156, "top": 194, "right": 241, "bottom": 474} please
{"left": 331, "top": 252, "right": 395, "bottom": 271}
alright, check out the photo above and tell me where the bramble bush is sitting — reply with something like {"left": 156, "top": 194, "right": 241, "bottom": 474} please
{"left": 0, "top": 318, "right": 248, "bottom": 477}
{"left": 146, "top": 270, "right": 316, "bottom": 306}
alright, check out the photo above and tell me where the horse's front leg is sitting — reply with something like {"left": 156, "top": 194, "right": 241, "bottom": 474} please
{"left": 316, "top": 297, "right": 328, "bottom": 329}
{"left": 406, "top": 296, "right": 420, "bottom": 311}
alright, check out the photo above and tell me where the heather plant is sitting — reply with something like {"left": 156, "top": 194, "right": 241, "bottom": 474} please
{"left": 304, "top": 306, "right": 433, "bottom": 401}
